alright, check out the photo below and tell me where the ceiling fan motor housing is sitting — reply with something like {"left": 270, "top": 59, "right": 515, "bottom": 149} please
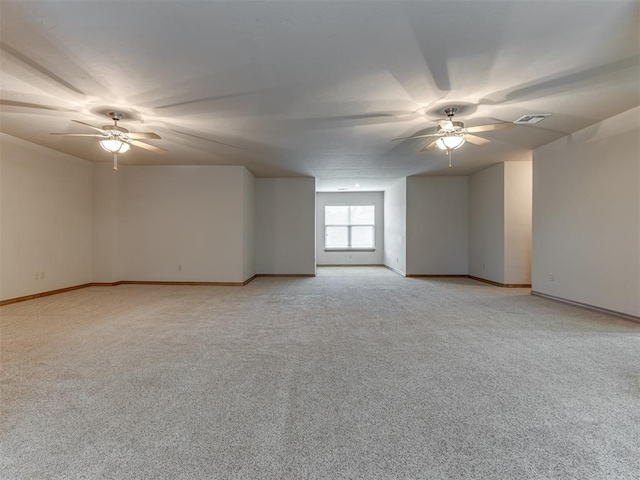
{"left": 101, "top": 125, "right": 129, "bottom": 134}
{"left": 440, "top": 121, "right": 465, "bottom": 132}
{"left": 444, "top": 107, "right": 458, "bottom": 117}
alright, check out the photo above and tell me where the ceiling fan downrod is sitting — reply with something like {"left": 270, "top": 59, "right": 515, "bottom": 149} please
{"left": 108, "top": 113, "right": 125, "bottom": 170}
{"left": 444, "top": 107, "right": 457, "bottom": 166}
{"left": 109, "top": 111, "right": 122, "bottom": 126}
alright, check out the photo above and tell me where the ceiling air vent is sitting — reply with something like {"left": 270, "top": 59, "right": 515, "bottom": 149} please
{"left": 514, "top": 113, "right": 551, "bottom": 125}
{"left": 337, "top": 188, "right": 349, "bottom": 191}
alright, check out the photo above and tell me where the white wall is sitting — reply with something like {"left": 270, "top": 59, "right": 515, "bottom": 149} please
{"left": 406, "top": 176, "right": 468, "bottom": 275}
{"left": 468, "top": 164, "right": 505, "bottom": 283}
{"left": 533, "top": 106, "right": 640, "bottom": 317}
{"left": 504, "top": 161, "right": 532, "bottom": 285}
{"left": 241, "top": 169, "right": 256, "bottom": 280}
{"left": 316, "top": 191, "right": 384, "bottom": 265}
{"left": 383, "top": 179, "right": 407, "bottom": 274}
{"left": 0, "top": 133, "right": 93, "bottom": 300}
{"left": 256, "top": 178, "right": 316, "bottom": 274}
{"left": 117, "top": 165, "right": 253, "bottom": 283}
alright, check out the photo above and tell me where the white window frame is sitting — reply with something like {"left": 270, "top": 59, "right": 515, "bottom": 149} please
{"left": 324, "top": 204, "right": 376, "bottom": 252}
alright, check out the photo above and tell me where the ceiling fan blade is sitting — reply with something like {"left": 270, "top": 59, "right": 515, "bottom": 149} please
{"left": 439, "top": 120, "right": 454, "bottom": 130}
{"left": 50, "top": 133, "right": 107, "bottom": 137}
{"left": 129, "top": 140, "right": 168, "bottom": 154}
{"left": 464, "top": 134, "right": 491, "bottom": 146}
{"left": 465, "top": 122, "right": 514, "bottom": 133}
{"left": 391, "top": 132, "right": 441, "bottom": 141}
{"left": 127, "top": 132, "right": 162, "bottom": 140}
{"left": 71, "top": 119, "right": 108, "bottom": 134}
{"left": 420, "top": 139, "right": 440, "bottom": 152}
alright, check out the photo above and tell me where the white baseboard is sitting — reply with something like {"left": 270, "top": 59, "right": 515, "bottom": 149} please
{"left": 531, "top": 291, "right": 640, "bottom": 324}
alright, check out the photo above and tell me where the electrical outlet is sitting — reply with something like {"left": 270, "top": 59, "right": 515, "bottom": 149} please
{"left": 41, "top": 271, "right": 45, "bottom": 279}
{"left": 35, "top": 272, "right": 39, "bottom": 280}
{"left": 549, "top": 272, "right": 554, "bottom": 281}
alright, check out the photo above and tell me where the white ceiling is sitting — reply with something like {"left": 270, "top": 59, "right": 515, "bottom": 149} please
{"left": 1, "top": 0, "right": 638, "bottom": 191}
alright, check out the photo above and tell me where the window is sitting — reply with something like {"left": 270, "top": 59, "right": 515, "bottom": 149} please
{"left": 324, "top": 205, "right": 375, "bottom": 250}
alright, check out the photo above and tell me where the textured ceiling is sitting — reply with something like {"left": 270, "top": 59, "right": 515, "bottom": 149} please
{"left": 1, "top": 0, "right": 638, "bottom": 191}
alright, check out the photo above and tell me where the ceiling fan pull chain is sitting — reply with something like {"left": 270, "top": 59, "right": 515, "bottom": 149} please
{"left": 113, "top": 154, "right": 118, "bottom": 171}
{"left": 448, "top": 149, "right": 452, "bottom": 168}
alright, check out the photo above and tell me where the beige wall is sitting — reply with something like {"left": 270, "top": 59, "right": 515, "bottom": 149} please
{"left": 1, "top": 141, "right": 258, "bottom": 296}
{"left": 256, "top": 178, "right": 316, "bottom": 274}
{"left": 93, "top": 164, "right": 122, "bottom": 283}
{"left": 468, "top": 161, "right": 532, "bottom": 285}
{"left": 468, "top": 164, "right": 505, "bottom": 283}
{"left": 94, "top": 164, "right": 256, "bottom": 284}
{"left": 0, "top": 134, "right": 93, "bottom": 300}
{"left": 383, "top": 179, "right": 407, "bottom": 274}
{"left": 242, "top": 169, "right": 256, "bottom": 280}
{"left": 116, "top": 165, "right": 253, "bottom": 283}
{"left": 406, "top": 176, "right": 468, "bottom": 275}
{"left": 532, "top": 106, "right": 639, "bottom": 316}
{"left": 504, "top": 161, "right": 532, "bottom": 285}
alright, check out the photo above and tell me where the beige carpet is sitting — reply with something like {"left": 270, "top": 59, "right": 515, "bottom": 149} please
{"left": 1, "top": 267, "right": 639, "bottom": 479}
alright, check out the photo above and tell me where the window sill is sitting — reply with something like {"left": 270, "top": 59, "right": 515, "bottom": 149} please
{"left": 324, "top": 248, "right": 376, "bottom": 252}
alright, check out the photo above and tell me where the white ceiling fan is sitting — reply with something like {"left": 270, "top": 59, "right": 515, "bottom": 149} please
{"left": 392, "top": 107, "right": 514, "bottom": 166}
{"left": 50, "top": 112, "right": 167, "bottom": 170}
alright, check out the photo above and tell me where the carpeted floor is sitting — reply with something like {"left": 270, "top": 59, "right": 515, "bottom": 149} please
{"left": 1, "top": 267, "right": 639, "bottom": 479}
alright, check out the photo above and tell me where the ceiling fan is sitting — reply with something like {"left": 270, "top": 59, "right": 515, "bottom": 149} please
{"left": 392, "top": 107, "right": 514, "bottom": 167}
{"left": 50, "top": 112, "right": 167, "bottom": 170}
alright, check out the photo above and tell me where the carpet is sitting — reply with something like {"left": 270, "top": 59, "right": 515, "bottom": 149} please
{"left": 1, "top": 267, "right": 639, "bottom": 479}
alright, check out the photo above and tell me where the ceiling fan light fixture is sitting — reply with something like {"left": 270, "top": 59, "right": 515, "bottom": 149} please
{"left": 436, "top": 134, "right": 465, "bottom": 150}
{"left": 99, "top": 139, "right": 130, "bottom": 154}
